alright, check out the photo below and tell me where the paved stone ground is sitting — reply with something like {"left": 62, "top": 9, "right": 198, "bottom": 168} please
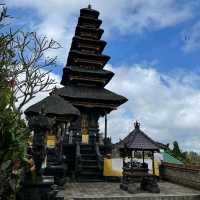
{"left": 64, "top": 181, "right": 200, "bottom": 200}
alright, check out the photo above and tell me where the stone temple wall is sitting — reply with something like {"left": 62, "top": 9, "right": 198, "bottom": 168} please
{"left": 160, "top": 163, "right": 200, "bottom": 190}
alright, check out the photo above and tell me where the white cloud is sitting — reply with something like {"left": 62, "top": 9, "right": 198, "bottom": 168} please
{"left": 7, "top": 0, "right": 196, "bottom": 62}
{"left": 182, "top": 21, "right": 200, "bottom": 53}
{"left": 8, "top": 0, "right": 200, "bottom": 151}
{"left": 101, "top": 64, "right": 200, "bottom": 152}
{"left": 21, "top": 63, "right": 200, "bottom": 152}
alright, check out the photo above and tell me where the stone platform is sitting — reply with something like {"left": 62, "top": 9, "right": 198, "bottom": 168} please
{"left": 64, "top": 181, "right": 200, "bottom": 200}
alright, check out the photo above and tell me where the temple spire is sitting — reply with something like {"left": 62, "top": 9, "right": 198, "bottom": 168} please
{"left": 61, "top": 4, "right": 112, "bottom": 87}
{"left": 88, "top": 4, "right": 92, "bottom": 9}
{"left": 88, "top": 0, "right": 92, "bottom": 9}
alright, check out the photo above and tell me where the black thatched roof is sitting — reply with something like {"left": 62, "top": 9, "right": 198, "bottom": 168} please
{"left": 118, "top": 122, "right": 159, "bottom": 151}
{"left": 75, "top": 25, "right": 104, "bottom": 40}
{"left": 61, "top": 66, "right": 114, "bottom": 87}
{"left": 54, "top": 85, "right": 127, "bottom": 104}
{"left": 80, "top": 6, "right": 100, "bottom": 18}
{"left": 67, "top": 50, "right": 110, "bottom": 67}
{"left": 66, "top": 66, "right": 114, "bottom": 76}
{"left": 25, "top": 95, "right": 80, "bottom": 117}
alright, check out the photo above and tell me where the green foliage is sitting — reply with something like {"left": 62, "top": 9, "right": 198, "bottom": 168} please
{"left": 172, "top": 141, "right": 182, "bottom": 158}
{"left": 0, "top": 8, "right": 29, "bottom": 200}
{"left": 0, "top": 5, "right": 59, "bottom": 199}
{"left": 0, "top": 52, "right": 28, "bottom": 200}
{"left": 165, "top": 141, "right": 200, "bottom": 165}
{"left": 182, "top": 151, "right": 200, "bottom": 165}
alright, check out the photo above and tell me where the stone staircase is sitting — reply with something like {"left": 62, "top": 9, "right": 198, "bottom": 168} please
{"left": 77, "top": 144, "right": 104, "bottom": 182}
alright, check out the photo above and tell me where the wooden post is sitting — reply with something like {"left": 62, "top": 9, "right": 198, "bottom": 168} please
{"left": 142, "top": 151, "right": 144, "bottom": 164}
{"left": 131, "top": 150, "right": 133, "bottom": 168}
{"left": 105, "top": 112, "right": 107, "bottom": 139}
{"left": 123, "top": 154, "right": 125, "bottom": 167}
{"left": 152, "top": 151, "right": 155, "bottom": 175}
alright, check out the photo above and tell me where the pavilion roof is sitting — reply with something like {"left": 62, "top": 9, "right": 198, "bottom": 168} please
{"left": 119, "top": 122, "right": 159, "bottom": 151}
{"left": 25, "top": 94, "right": 80, "bottom": 117}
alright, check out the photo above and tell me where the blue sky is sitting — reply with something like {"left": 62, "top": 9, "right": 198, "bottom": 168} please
{"left": 5, "top": 0, "right": 200, "bottom": 152}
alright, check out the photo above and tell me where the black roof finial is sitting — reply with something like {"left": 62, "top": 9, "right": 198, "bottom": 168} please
{"left": 88, "top": 0, "right": 92, "bottom": 9}
{"left": 134, "top": 121, "right": 140, "bottom": 129}
{"left": 88, "top": 4, "right": 92, "bottom": 9}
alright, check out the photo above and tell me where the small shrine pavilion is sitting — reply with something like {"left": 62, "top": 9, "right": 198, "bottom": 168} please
{"left": 118, "top": 121, "right": 160, "bottom": 193}
{"left": 118, "top": 121, "right": 160, "bottom": 174}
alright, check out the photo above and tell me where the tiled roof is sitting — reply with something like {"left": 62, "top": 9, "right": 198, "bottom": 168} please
{"left": 118, "top": 122, "right": 159, "bottom": 151}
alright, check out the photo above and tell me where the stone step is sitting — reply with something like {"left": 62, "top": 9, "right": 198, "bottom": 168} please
{"left": 80, "top": 150, "right": 94, "bottom": 154}
{"left": 45, "top": 165, "right": 66, "bottom": 175}
{"left": 78, "top": 174, "right": 104, "bottom": 183}
{"left": 80, "top": 151, "right": 94, "bottom": 155}
{"left": 55, "top": 190, "right": 64, "bottom": 200}
{"left": 81, "top": 168, "right": 99, "bottom": 173}
{"left": 78, "top": 170, "right": 103, "bottom": 182}
{"left": 80, "top": 158, "right": 97, "bottom": 163}
{"left": 80, "top": 159, "right": 98, "bottom": 164}
{"left": 80, "top": 144, "right": 94, "bottom": 150}
{"left": 81, "top": 152, "right": 96, "bottom": 158}
{"left": 80, "top": 168, "right": 100, "bottom": 172}
{"left": 79, "top": 171, "right": 101, "bottom": 176}
{"left": 82, "top": 165, "right": 99, "bottom": 169}
{"left": 77, "top": 178, "right": 104, "bottom": 183}
{"left": 80, "top": 146, "right": 94, "bottom": 150}
{"left": 73, "top": 194, "right": 200, "bottom": 200}
{"left": 80, "top": 151, "right": 95, "bottom": 155}
{"left": 81, "top": 154, "right": 97, "bottom": 160}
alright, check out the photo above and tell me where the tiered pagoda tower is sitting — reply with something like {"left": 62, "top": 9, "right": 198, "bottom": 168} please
{"left": 56, "top": 5, "right": 127, "bottom": 144}
{"left": 25, "top": 5, "right": 128, "bottom": 182}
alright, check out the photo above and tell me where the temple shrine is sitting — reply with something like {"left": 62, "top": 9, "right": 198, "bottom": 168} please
{"left": 20, "top": 5, "right": 200, "bottom": 200}
{"left": 25, "top": 4, "right": 127, "bottom": 182}
{"left": 57, "top": 4, "right": 127, "bottom": 145}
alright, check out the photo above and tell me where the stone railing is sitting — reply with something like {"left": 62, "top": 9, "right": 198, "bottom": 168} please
{"left": 160, "top": 162, "right": 200, "bottom": 190}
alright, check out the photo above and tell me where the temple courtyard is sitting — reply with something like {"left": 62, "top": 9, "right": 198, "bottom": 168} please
{"left": 7, "top": 4, "right": 200, "bottom": 200}
{"left": 63, "top": 181, "right": 200, "bottom": 200}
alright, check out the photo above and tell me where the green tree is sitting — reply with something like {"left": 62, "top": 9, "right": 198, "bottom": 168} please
{"left": 12, "top": 31, "right": 60, "bottom": 112}
{"left": 0, "top": 5, "right": 60, "bottom": 199}
{"left": 185, "top": 151, "right": 200, "bottom": 165}
{"left": 172, "top": 141, "right": 182, "bottom": 158}
{"left": 0, "top": 22, "right": 28, "bottom": 200}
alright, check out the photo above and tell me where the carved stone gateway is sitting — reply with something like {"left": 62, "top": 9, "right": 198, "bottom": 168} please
{"left": 28, "top": 113, "right": 55, "bottom": 174}
{"left": 18, "top": 113, "right": 64, "bottom": 200}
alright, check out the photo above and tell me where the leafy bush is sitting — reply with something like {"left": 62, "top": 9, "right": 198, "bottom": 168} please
{"left": 0, "top": 11, "right": 28, "bottom": 200}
